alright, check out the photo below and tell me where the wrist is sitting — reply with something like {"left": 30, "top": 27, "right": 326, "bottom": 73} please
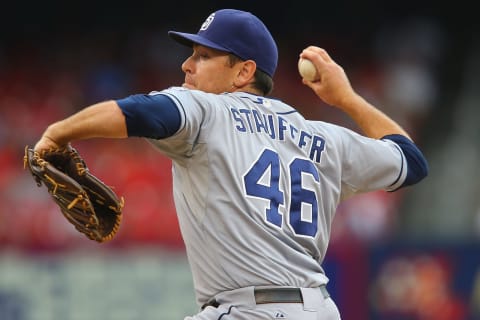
{"left": 43, "top": 122, "right": 69, "bottom": 147}
{"left": 336, "top": 93, "right": 367, "bottom": 116}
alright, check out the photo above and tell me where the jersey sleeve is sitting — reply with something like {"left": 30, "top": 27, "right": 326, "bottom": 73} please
{"left": 336, "top": 127, "right": 409, "bottom": 199}
{"left": 116, "top": 92, "right": 182, "bottom": 139}
{"left": 143, "top": 87, "right": 217, "bottom": 162}
{"left": 381, "top": 134, "right": 429, "bottom": 188}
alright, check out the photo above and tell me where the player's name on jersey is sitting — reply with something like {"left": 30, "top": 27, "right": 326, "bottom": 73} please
{"left": 230, "top": 107, "right": 325, "bottom": 163}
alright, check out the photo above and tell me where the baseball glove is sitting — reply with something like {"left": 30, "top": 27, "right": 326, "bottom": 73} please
{"left": 24, "top": 145, "right": 124, "bottom": 243}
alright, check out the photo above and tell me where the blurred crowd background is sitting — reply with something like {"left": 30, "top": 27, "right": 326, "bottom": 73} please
{"left": 1, "top": 1, "right": 479, "bottom": 319}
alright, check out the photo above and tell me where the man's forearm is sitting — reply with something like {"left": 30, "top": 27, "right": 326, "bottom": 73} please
{"left": 339, "top": 93, "right": 411, "bottom": 140}
{"left": 39, "top": 100, "right": 128, "bottom": 147}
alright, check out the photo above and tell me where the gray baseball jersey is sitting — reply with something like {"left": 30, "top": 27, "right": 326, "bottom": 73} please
{"left": 148, "top": 87, "right": 406, "bottom": 305}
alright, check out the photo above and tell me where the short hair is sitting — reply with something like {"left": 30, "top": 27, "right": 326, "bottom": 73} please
{"left": 228, "top": 54, "right": 274, "bottom": 96}
{"left": 253, "top": 69, "right": 274, "bottom": 96}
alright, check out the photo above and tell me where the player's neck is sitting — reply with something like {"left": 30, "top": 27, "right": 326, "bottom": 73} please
{"left": 231, "top": 87, "right": 263, "bottom": 96}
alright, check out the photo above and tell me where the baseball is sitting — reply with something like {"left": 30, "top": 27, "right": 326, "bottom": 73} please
{"left": 298, "top": 58, "right": 318, "bottom": 81}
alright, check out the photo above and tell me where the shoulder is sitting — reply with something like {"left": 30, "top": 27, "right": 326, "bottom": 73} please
{"left": 158, "top": 87, "right": 217, "bottom": 99}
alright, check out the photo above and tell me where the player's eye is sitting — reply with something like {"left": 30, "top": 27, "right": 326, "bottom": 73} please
{"left": 190, "top": 50, "right": 209, "bottom": 61}
{"left": 198, "top": 52, "right": 210, "bottom": 59}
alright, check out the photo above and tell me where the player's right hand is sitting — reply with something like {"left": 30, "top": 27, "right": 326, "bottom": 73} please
{"left": 299, "top": 46, "right": 358, "bottom": 110}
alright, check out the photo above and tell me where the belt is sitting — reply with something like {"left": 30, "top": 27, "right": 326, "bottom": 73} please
{"left": 201, "top": 285, "right": 329, "bottom": 310}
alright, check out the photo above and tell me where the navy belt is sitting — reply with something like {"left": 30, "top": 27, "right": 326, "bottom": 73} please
{"left": 201, "top": 285, "right": 329, "bottom": 310}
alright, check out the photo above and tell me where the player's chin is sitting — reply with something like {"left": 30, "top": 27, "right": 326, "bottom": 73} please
{"left": 182, "top": 83, "right": 196, "bottom": 90}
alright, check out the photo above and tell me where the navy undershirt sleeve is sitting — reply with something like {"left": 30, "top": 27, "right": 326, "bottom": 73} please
{"left": 116, "top": 93, "right": 181, "bottom": 139}
{"left": 382, "top": 134, "right": 429, "bottom": 188}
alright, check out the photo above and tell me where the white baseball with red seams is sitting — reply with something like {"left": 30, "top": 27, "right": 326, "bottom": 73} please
{"left": 298, "top": 58, "right": 319, "bottom": 81}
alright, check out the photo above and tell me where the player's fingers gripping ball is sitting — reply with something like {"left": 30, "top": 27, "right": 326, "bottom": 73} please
{"left": 24, "top": 145, "right": 124, "bottom": 242}
{"left": 298, "top": 58, "right": 319, "bottom": 81}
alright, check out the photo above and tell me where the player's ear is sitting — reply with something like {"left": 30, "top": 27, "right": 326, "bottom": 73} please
{"left": 233, "top": 60, "right": 256, "bottom": 87}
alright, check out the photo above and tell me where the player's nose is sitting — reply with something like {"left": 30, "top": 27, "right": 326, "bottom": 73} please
{"left": 181, "top": 56, "right": 194, "bottom": 75}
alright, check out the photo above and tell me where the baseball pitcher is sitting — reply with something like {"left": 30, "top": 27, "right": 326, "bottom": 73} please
{"left": 31, "top": 9, "right": 428, "bottom": 320}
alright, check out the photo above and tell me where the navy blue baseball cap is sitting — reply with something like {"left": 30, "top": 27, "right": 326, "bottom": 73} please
{"left": 168, "top": 9, "right": 278, "bottom": 77}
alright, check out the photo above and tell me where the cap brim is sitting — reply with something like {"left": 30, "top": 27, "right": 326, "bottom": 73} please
{"left": 168, "top": 31, "right": 229, "bottom": 52}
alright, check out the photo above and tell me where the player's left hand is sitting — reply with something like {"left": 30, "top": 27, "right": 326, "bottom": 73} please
{"left": 24, "top": 144, "right": 124, "bottom": 242}
{"left": 34, "top": 135, "right": 63, "bottom": 153}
